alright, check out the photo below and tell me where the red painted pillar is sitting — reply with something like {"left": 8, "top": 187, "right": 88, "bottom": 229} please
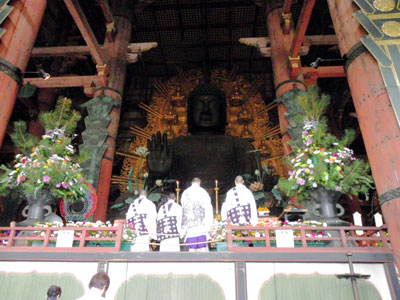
{"left": 266, "top": 8, "right": 306, "bottom": 155}
{"left": 93, "top": 15, "right": 132, "bottom": 221}
{"left": 0, "top": 0, "right": 47, "bottom": 149}
{"left": 328, "top": 0, "right": 400, "bottom": 269}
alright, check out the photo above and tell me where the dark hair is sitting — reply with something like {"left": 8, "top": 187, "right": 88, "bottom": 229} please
{"left": 47, "top": 285, "right": 62, "bottom": 299}
{"left": 89, "top": 272, "right": 110, "bottom": 291}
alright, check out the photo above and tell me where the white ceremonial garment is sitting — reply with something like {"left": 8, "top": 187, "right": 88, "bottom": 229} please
{"left": 75, "top": 289, "right": 106, "bottom": 300}
{"left": 221, "top": 183, "right": 258, "bottom": 226}
{"left": 181, "top": 184, "right": 214, "bottom": 240}
{"left": 157, "top": 200, "right": 183, "bottom": 252}
{"left": 126, "top": 195, "right": 157, "bottom": 252}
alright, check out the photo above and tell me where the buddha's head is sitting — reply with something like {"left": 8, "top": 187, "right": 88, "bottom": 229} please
{"left": 187, "top": 83, "right": 226, "bottom": 135}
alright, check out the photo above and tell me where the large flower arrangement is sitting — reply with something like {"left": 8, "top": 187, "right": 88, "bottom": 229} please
{"left": 278, "top": 86, "right": 374, "bottom": 201}
{"left": 0, "top": 97, "right": 89, "bottom": 201}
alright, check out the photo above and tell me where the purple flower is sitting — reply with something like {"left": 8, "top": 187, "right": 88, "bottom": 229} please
{"left": 43, "top": 176, "right": 51, "bottom": 183}
{"left": 306, "top": 139, "right": 313, "bottom": 146}
{"left": 56, "top": 183, "right": 61, "bottom": 188}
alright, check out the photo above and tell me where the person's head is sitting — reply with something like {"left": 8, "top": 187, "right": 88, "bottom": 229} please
{"left": 139, "top": 189, "right": 148, "bottom": 197}
{"left": 191, "top": 177, "right": 201, "bottom": 186}
{"left": 47, "top": 285, "right": 62, "bottom": 300}
{"left": 168, "top": 192, "right": 176, "bottom": 201}
{"left": 187, "top": 83, "right": 226, "bottom": 135}
{"left": 88, "top": 272, "right": 110, "bottom": 297}
{"left": 234, "top": 175, "right": 244, "bottom": 185}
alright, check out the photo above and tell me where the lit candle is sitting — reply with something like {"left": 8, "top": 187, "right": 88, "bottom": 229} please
{"left": 176, "top": 180, "right": 179, "bottom": 188}
{"left": 215, "top": 180, "right": 218, "bottom": 188}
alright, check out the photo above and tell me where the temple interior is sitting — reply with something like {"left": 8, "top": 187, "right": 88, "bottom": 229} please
{"left": 0, "top": 0, "right": 372, "bottom": 224}
{"left": 1, "top": 1, "right": 400, "bottom": 299}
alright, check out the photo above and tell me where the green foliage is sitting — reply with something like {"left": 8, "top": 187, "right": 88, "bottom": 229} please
{"left": 39, "top": 96, "right": 81, "bottom": 135}
{"left": 10, "top": 121, "right": 39, "bottom": 155}
{"left": 278, "top": 86, "right": 374, "bottom": 201}
{"left": 296, "top": 85, "right": 330, "bottom": 122}
{"left": 0, "top": 96, "right": 89, "bottom": 201}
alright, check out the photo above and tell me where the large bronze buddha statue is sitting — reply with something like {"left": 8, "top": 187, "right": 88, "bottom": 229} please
{"left": 146, "top": 83, "right": 256, "bottom": 193}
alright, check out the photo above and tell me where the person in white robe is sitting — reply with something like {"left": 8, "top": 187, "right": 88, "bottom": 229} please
{"left": 157, "top": 193, "right": 183, "bottom": 252}
{"left": 126, "top": 190, "right": 157, "bottom": 252}
{"left": 181, "top": 177, "right": 213, "bottom": 252}
{"left": 221, "top": 175, "right": 258, "bottom": 226}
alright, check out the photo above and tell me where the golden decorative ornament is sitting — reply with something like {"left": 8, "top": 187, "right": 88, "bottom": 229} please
{"left": 381, "top": 20, "right": 400, "bottom": 37}
{"left": 373, "top": 0, "right": 395, "bottom": 12}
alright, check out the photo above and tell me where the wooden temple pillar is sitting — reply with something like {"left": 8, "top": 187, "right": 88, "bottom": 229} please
{"left": 328, "top": 0, "right": 400, "bottom": 269}
{"left": 0, "top": 0, "right": 47, "bottom": 149}
{"left": 93, "top": 9, "right": 132, "bottom": 221}
{"left": 266, "top": 7, "right": 306, "bottom": 155}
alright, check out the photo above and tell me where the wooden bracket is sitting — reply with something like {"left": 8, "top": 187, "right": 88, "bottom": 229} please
{"left": 282, "top": 12, "right": 292, "bottom": 34}
{"left": 289, "top": 56, "right": 301, "bottom": 78}
{"left": 106, "top": 21, "right": 116, "bottom": 43}
{"left": 96, "top": 64, "right": 108, "bottom": 87}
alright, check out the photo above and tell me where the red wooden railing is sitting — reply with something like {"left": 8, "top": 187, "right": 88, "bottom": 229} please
{"left": 0, "top": 219, "right": 125, "bottom": 253}
{"left": 0, "top": 219, "right": 393, "bottom": 254}
{"left": 226, "top": 222, "right": 392, "bottom": 254}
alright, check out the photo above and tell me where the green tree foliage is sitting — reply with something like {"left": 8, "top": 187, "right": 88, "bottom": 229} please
{"left": 278, "top": 86, "right": 374, "bottom": 201}
{"left": 39, "top": 96, "right": 81, "bottom": 135}
{"left": 10, "top": 121, "right": 39, "bottom": 155}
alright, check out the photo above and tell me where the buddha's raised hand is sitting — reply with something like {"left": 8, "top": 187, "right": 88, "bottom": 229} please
{"left": 147, "top": 132, "right": 173, "bottom": 176}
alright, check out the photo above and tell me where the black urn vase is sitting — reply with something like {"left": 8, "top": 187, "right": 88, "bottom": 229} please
{"left": 17, "top": 189, "right": 56, "bottom": 227}
{"left": 308, "top": 187, "right": 348, "bottom": 247}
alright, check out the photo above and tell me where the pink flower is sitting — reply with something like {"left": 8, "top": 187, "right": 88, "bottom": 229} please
{"left": 62, "top": 182, "right": 68, "bottom": 189}
{"left": 336, "top": 186, "right": 342, "bottom": 191}
{"left": 56, "top": 183, "right": 61, "bottom": 188}
{"left": 16, "top": 176, "right": 25, "bottom": 185}
{"left": 306, "top": 139, "right": 313, "bottom": 146}
{"left": 43, "top": 176, "right": 51, "bottom": 183}
{"left": 296, "top": 178, "right": 306, "bottom": 185}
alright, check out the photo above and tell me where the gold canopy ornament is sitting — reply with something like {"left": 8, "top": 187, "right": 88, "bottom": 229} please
{"left": 115, "top": 69, "right": 285, "bottom": 192}
{"left": 373, "top": 0, "right": 396, "bottom": 12}
{"left": 354, "top": 0, "right": 400, "bottom": 127}
{"left": 381, "top": 21, "right": 400, "bottom": 37}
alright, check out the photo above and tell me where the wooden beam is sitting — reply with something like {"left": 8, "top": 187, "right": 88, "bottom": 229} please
{"left": 239, "top": 35, "right": 337, "bottom": 48}
{"left": 98, "top": 0, "right": 115, "bottom": 42}
{"left": 290, "top": 0, "right": 316, "bottom": 58}
{"left": 282, "top": 0, "right": 293, "bottom": 33}
{"left": 63, "top": 0, "right": 107, "bottom": 66}
{"left": 98, "top": 0, "right": 114, "bottom": 24}
{"left": 303, "top": 35, "right": 338, "bottom": 46}
{"left": 32, "top": 45, "right": 91, "bottom": 57}
{"left": 23, "top": 75, "right": 97, "bottom": 88}
{"left": 302, "top": 66, "right": 345, "bottom": 78}
{"left": 32, "top": 42, "right": 158, "bottom": 63}
{"left": 283, "top": 0, "right": 292, "bottom": 14}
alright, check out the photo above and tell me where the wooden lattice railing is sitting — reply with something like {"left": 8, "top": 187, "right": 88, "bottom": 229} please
{"left": 227, "top": 222, "right": 392, "bottom": 253}
{"left": 0, "top": 219, "right": 393, "bottom": 254}
{"left": 0, "top": 220, "right": 125, "bottom": 253}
